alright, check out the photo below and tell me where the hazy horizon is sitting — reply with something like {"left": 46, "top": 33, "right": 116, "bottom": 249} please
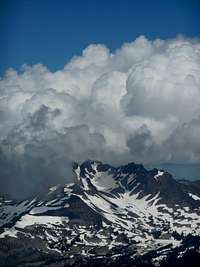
{"left": 146, "top": 163, "right": 200, "bottom": 181}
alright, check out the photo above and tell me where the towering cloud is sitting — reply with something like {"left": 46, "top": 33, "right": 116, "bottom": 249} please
{"left": 0, "top": 36, "right": 200, "bottom": 198}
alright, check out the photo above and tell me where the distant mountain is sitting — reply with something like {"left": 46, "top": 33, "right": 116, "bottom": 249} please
{"left": 0, "top": 160, "right": 200, "bottom": 267}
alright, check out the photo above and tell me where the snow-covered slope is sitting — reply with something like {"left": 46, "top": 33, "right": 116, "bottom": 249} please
{"left": 0, "top": 160, "right": 199, "bottom": 267}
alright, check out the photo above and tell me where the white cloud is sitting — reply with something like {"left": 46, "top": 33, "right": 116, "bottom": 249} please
{"left": 0, "top": 35, "right": 200, "bottom": 197}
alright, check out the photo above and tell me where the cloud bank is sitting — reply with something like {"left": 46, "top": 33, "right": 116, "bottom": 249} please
{"left": 1, "top": 36, "right": 200, "bottom": 198}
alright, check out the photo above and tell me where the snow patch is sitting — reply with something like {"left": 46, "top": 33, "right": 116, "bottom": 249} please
{"left": 154, "top": 171, "right": 164, "bottom": 180}
{"left": 188, "top": 193, "right": 200, "bottom": 201}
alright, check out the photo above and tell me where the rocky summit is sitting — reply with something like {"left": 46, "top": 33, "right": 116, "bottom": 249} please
{"left": 0, "top": 160, "right": 200, "bottom": 267}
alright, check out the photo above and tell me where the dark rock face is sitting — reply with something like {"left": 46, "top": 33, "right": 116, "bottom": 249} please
{"left": 0, "top": 160, "right": 199, "bottom": 267}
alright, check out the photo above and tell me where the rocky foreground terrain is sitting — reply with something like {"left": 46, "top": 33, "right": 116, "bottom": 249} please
{"left": 0, "top": 160, "right": 200, "bottom": 266}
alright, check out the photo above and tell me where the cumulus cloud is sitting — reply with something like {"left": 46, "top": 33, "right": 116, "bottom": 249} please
{"left": 0, "top": 35, "right": 200, "bottom": 198}
{"left": 166, "top": 116, "right": 200, "bottom": 163}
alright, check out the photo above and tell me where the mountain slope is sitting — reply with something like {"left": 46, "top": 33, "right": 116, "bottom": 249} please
{"left": 0, "top": 160, "right": 199, "bottom": 267}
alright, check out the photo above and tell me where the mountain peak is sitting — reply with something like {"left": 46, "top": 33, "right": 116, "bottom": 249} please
{"left": 73, "top": 160, "right": 113, "bottom": 178}
{"left": 72, "top": 160, "right": 198, "bottom": 208}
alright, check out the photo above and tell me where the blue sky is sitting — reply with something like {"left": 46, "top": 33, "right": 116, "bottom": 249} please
{"left": 0, "top": 0, "right": 200, "bottom": 75}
